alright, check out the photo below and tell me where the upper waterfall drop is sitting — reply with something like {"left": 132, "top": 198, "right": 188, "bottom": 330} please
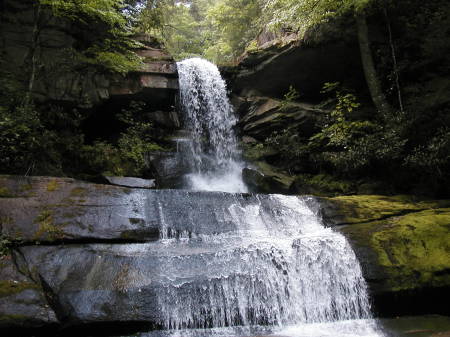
{"left": 177, "top": 58, "right": 248, "bottom": 193}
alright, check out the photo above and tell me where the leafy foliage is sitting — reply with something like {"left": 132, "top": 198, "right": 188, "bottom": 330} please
{"left": 137, "top": 0, "right": 261, "bottom": 63}
{"left": 261, "top": 0, "right": 373, "bottom": 32}
{"left": 266, "top": 82, "right": 408, "bottom": 177}
{"left": 80, "top": 101, "right": 168, "bottom": 177}
{"left": 279, "top": 85, "right": 300, "bottom": 110}
{"left": 39, "top": 0, "right": 143, "bottom": 73}
{"left": 406, "top": 127, "right": 450, "bottom": 177}
{"left": 0, "top": 104, "right": 44, "bottom": 174}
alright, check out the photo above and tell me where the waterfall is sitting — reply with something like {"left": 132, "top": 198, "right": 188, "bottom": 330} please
{"left": 177, "top": 58, "right": 247, "bottom": 193}
{"left": 145, "top": 58, "right": 387, "bottom": 337}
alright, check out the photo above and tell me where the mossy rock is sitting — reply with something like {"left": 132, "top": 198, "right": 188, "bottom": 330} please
{"left": 322, "top": 194, "right": 450, "bottom": 225}
{"left": 46, "top": 179, "right": 60, "bottom": 192}
{"left": 371, "top": 209, "right": 450, "bottom": 291}
{"left": 0, "top": 187, "right": 14, "bottom": 198}
{"left": 33, "top": 209, "right": 66, "bottom": 241}
{"left": 290, "top": 174, "right": 356, "bottom": 196}
{"left": 0, "top": 280, "right": 39, "bottom": 298}
{"left": 323, "top": 195, "right": 450, "bottom": 295}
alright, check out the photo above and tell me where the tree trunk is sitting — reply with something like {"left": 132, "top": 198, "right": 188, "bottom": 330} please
{"left": 23, "top": 2, "right": 42, "bottom": 106}
{"left": 355, "top": 12, "right": 392, "bottom": 115}
{"left": 383, "top": 5, "right": 404, "bottom": 113}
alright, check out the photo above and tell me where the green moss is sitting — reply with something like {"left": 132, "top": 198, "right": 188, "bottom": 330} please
{"left": 336, "top": 195, "right": 450, "bottom": 292}
{"left": 0, "top": 280, "right": 39, "bottom": 298}
{"left": 371, "top": 209, "right": 450, "bottom": 290}
{"left": 245, "top": 40, "right": 259, "bottom": 53}
{"left": 70, "top": 187, "right": 87, "bottom": 197}
{"left": 0, "top": 235, "right": 13, "bottom": 256}
{"left": 328, "top": 195, "right": 450, "bottom": 224}
{"left": 0, "top": 216, "right": 13, "bottom": 226}
{"left": 46, "top": 179, "right": 60, "bottom": 192}
{"left": 34, "top": 209, "right": 65, "bottom": 241}
{"left": 19, "top": 183, "right": 33, "bottom": 192}
{"left": 17, "top": 183, "right": 35, "bottom": 197}
{"left": 0, "top": 314, "right": 30, "bottom": 322}
{"left": 0, "top": 187, "right": 13, "bottom": 198}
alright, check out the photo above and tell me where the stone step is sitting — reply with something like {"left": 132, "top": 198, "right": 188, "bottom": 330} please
{"left": 0, "top": 176, "right": 320, "bottom": 244}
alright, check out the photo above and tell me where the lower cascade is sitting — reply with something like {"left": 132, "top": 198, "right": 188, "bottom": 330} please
{"left": 149, "top": 193, "right": 383, "bottom": 337}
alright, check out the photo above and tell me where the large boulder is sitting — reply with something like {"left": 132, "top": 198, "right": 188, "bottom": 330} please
{"left": 320, "top": 195, "right": 450, "bottom": 316}
{"left": 18, "top": 244, "right": 161, "bottom": 326}
{"left": 144, "top": 152, "right": 190, "bottom": 188}
{"left": 1, "top": 175, "right": 449, "bottom": 335}
{"left": 242, "top": 163, "right": 294, "bottom": 194}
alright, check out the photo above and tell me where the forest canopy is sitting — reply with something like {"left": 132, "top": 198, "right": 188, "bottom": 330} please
{"left": 135, "top": 0, "right": 384, "bottom": 64}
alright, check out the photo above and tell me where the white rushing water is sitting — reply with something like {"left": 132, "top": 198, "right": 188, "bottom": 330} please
{"left": 177, "top": 58, "right": 247, "bottom": 193}
{"left": 150, "top": 194, "right": 384, "bottom": 337}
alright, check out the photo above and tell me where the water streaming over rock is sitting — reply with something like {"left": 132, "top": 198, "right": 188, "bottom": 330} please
{"left": 151, "top": 193, "right": 382, "bottom": 337}
{"left": 177, "top": 58, "right": 247, "bottom": 193}
{"left": 132, "top": 58, "right": 386, "bottom": 337}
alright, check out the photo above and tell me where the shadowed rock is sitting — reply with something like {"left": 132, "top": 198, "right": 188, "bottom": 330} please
{"left": 0, "top": 252, "right": 58, "bottom": 329}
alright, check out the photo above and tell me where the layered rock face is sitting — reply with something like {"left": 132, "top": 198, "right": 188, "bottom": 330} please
{"left": 108, "top": 33, "right": 179, "bottom": 122}
{"left": 224, "top": 19, "right": 364, "bottom": 193}
{"left": 235, "top": 96, "right": 321, "bottom": 141}
{"left": 227, "top": 17, "right": 364, "bottom": 100}
{"left": 1, "top": 176, "right": 449, "bottom": 336}
{"left": 1, "top": 0, "right": 179, "bottom": 121}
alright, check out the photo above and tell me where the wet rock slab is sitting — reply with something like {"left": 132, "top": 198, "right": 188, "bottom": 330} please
{"left": 0, "top": 253, "right": 58, "bottom": 329}
{"left": 0, "top": 176, "right": 317, "bottom": 243}
{"left": 0, "top": 176, "right": 157, "bottom": 243}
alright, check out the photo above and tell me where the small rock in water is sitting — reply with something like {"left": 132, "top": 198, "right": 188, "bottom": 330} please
{"left": 104, "top": 176, "right": 156, "bottom": 189}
